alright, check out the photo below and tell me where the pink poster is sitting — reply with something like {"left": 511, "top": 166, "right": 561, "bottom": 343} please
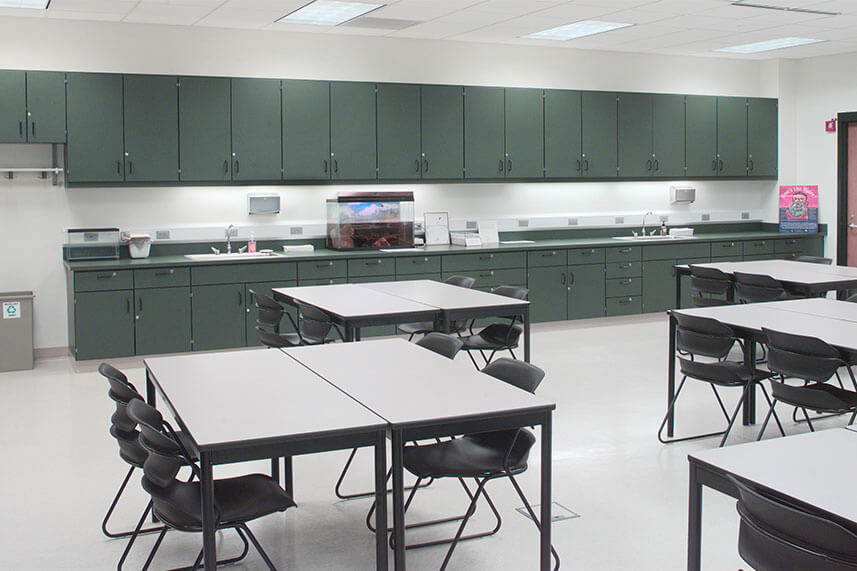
{"left": 778, "top": 185, "right": 818, "bottom": 233}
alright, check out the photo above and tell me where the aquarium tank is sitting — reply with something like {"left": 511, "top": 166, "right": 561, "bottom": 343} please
{"left": 326, "top": 191, "right": 415, "bottom": 250}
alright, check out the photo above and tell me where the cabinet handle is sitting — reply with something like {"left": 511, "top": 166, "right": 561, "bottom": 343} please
{"left": 619, "top": 297, "right": 632, "bottom": 304}
{"left": 498, "top": 159, "right": 504, "bottom": 173}
{"left": 479, "top": 254, "right": 495, "bottom": 260}
{"left": 238, "top": 291, "right": 243, "bottom": 306}
{"left": 128, "top": 161, "right": 133, "bottom": 175}
{"left": 748, "top": 159, "right": 754, "bottom": 172}
{"left": 568, "top": 271, "right": 575, "bottom": 285}
{"left": 576, "top": 159, "right": 581, "bottom": 172}
{"left": 415, "top": 160, "right": 420, "bottom": 173}
{"left": 18, "top": 121, "right": 23, "bottom": 136}
{"left": 653, "top": 159, "right": 659, "bottom": 171}
{"left": 235, "top": 160, "right": 240, "bottom": 174}
{"left": 97, "top": 272, "right": 117, "bottom": 279}
{"left": 116, "top": 161, "right": 121, "bottom": 174}
{"left": 223, "top": 159, "right": 229, "bottom": 173}
{"left": 507, "top": 159, "right": 512, "bottom": 172}
{"left": 561, "top": 272, "right": 566, "bottom": 285}
{"left": 786, "top": 239, "right": 797, "bottom": 245}
{"left": 718, "top": 160, "right": 724, "bottom": 171}
{"left": 619, "top": 263, "right": 632, "bottom": 270}
{"left": 154, "top": 269, "right": 174, "bottom": 276}
{"left": 138, "top": 297, "right": 143, "bottom": 313}
{"left": 323, "top": 160, "right": 328, "bottom": 174}
{"left": 621, "top": 279, "right": 632, "bottom": 286}
{"left": 480, "top": 271, "right": 495, "bottom": 277}
{"left": 423, "top": 159, "right": 429, "bottom": 173}
{"left": 126, "top": 298, "right": 130, "bottom": 313}
{"left": 334, "top": 160, "right": 339, "bottom": 173}
{"left": 619, "top": 248, "right": 631, "bottom": 254}
{"left": 31, "top": 121, "right": 35, "bottom": 137}
{"left": 712, "top": 160, "right": 717, "bottom": 172}
{"left": 646, "top": 160, "right": 652, "bottom": 171}
{"left": 367, "top": 260, "right": 382, "bottom": 265}
{"left": 583, "top": 159, "right": 589, "bottom": 171}
{"left": 583, "top": 249, "right": 595, "bottom": 256}
{"left": 317, "top": 261, "right": 333, "bottom": 268}
{"left": 543, "top": 251, "right": 556, "bottom": 257}
{"left": 413, "top": 257, "right": 428, "bottom": 264}
{"left": 755, "top": 241, "right": 766, "bottom": 246}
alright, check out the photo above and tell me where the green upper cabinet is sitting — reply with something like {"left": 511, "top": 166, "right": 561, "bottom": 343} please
{"left": 26, "top": 71, "right": 66, "bottom": 143}
{"left": 420, "top": 84, "right": 463, "bottom": 180}
{"left": 283, "top": 79, "right": 330, "bottom": 181}
{"left": 652, "top": 94, "right": 685, "bottom": 178}
{"left": 179, "top": 76, "right": 232, "bottom": 182}
{"left": 716, "top": 96, "right": 747, "bottom": 177}
{"left": 123, "top": 75, "right": 179, "bottom": 182}
{"left": 544, "top": 89, "right": 582, "bottom": 179}
{"left": 231, "top": 78, "right": 282, "bottom": 181}
{"left": 66, "top": 72, "right": 125, "bottom": 183}
{"left": 617, "top": 92, "right": 653, "bottom": 178}
{"left": 464, "top": 85, "right": 505, "bottom": 179}
{"left": 504, "top": 87, "right": 544, "bottom": 179}
{"left": 747, "top": 97, "right": 777, "bottom": 178}
{"left": 377, "top": 83, "right": 421, "bottom": 180}
{"left": 330, "top": 81, "right": 377, "bottom": 181}
{"left": 685, "top": 95, "right": 717, "bottom": 178}
{"left": 581, "top": 91, "right": 617, "bottom": 178}
{"left": 0, "top": 71, "right": 26, "bottom": 142}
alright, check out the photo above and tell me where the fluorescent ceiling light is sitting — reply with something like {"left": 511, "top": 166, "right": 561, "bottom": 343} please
{"left": 522, "top": 20, "right": 633, "bottom": 41}
{"left": 0, "top": 0, "right": 50, "bottom": 8}
{"left": 716, "top": 37, "right": 825, "bottom": 54}
{"left": 278, "top": 1, "right": 384, "bottom": 26}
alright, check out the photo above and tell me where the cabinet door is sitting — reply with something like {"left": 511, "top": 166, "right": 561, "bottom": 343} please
{"left": 26, "top": 71, "right": 66, "bottom": 143}
{"left": 581, "top": 91, "right": 617, "bottom": 178}
{"left": 544, "top": 89, "right": 581, "bottom": 178}
{"left": 527, "top": 266, "right": 567, "bottom": 323}
{"left": 652, "top": 94, "right": 685, "bottom": 178}
{"left": 685, "top": 95, "right": 717, "bottom": 177}
{"left": 567, "top": 264, "right": 605, "bottom": 319}
{"left": 717, "top": 96, "right": 747, "bottom": 177}
{"left": 179, "top": 76, "right": 231, "bottom": 182}
{"left": 641, "top": 259, "right": 675, "bottom": 313}
{"left": 191, "top": 284, "right": 246, "bottom": 351}
{"left": 0, "top": 70, "right": 26, "bottom": 142}
{"left": 124, "top": 75, "right": 179, "bottom": 182}
{"left": 135, "top": 287, "right": 191, "bottom": 355}
{"left": 66, "top": 73, "right": 125, "bottom": 183}
{"left": 617, "top": 92, "right": 652, "bottom": 178}
{"left": 421, "top": 84, "right": 463, "bottom": 180}
{"left": 245, "top": 281, "right": 297, "bottom": 347}
{"left": 231, "top": 78, "right": 282, "bottom": 181}
{"left": 330, "top": 81, "right": 377, "bottom": 180}
{"left": 747, "top": 97, "right": 777, "bottom": 177}
{"left": 504, "top": 87, "right": 544, "bottom": 179}
{"left": 283, "top": 79, "right": 330, "bottom": 181}
{"left": 464, "top": 86, "right": 505, "bottom": 179}
{"left": 74, "top": 290, "right": 134, "bottom": 360}
{"left": 377, "top": 83, "right": 421, "bottom": 180}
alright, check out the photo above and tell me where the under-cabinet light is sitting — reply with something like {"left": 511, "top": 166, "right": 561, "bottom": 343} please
{"left": 522, "top": 20, "right": 633, "bottom": 41}
{"left": 716, "top": 37, "right": 824, "bottom": 53}
{"left": 277, "top": 1, "right": 384, "bottom": 26}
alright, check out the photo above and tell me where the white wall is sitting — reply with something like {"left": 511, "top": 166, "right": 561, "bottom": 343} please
{"left": 0, "top": 18, "right": 782, "bottom": 351}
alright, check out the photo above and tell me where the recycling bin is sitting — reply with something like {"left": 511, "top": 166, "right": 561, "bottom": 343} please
{"left": 0, "top": 291, "right": 34, "bottom": 372}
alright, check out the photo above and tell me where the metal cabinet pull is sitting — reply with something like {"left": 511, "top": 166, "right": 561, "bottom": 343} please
{"left": 507, "top": 159, "right": 512, "bottom": 172}
{"left": 18, "top": 121, "right": 23, "bottom": 136}
{"left": 646, "top": 160, "right": 652, "bottom": 171}
{"left": 498, "top": 159, "right": 504, "bottom": 172}
{"left": 583, "top": 159, "right": 589, "bottom": 171}
{"left": 126, "top": 298, "right": 130, "bottom": 313}
{"left": 653, "top": 160, "right": 659, "bottom": 171}
{"left": 235, "top": 160, "right": 240, "bottom": 174}
{"left": 619, "top": 297, "right": 632, "bottom": 304}
{"left": 116, "top": 161, "right": 121, "bottom": 174}
{"left": 748, "top": 159, "right": 755, "bottom": 171}
{"left": 334, "top": 160, "right": 339, "bottom": 173}
{"left": 480, "top": 271, "right": 495, "bottom": 277}
{"left": 128, "top": 161, "right": 133, "bottom": 175}
{"left": 223, "top": 159, "right": 229, "bottom": 173}
{"left": 568, "top": 271, "right": 575, "bottom": 285}
{"left": 238, "top": 291, "right": 243, "bottom": 306}
{"left": 543, "top": 251, "right": 557, "bottom": 257}
{"left": 718, "top": 160, "right": 724, "bottom": 171}
{"left": 712, "top": 160, "right": 717, "bottom": 171}
{"left": 414, "top": 160, "right": 420, "bottom": 172}
{"left": 367, "top": 260, "right": 382, "bottom": 265}
{"left": 583, "top": 249, "right": 595, "bottom": 256}
{"left": 31, "top": 121, "right": 35, "bottom": 137}
{"left": 323, "top": 160, "right": 329, "bottom": 174}
{"left": 561, "top": 272, "right": 566, "bottom": 285}
{"left": 138, "top": 298, "right": 143, "bottom": 312}
{"left": 423, "top": 159, "right": 429, "bottom": 173}
{"left": 317, "top": 261, "right": 333, "bottom": 268}
{"left": 576, "top": 159, "right": 581, "bottom": 172}
{"left": 621, "top": 279, "right": 632, "bottom": 286}
{"left": 479, "top": 254, "right": 494, "bottom": 261}
{"left": 619, "top": 263, "right": 632, "bottom": 270}
{"left": 97, "top": 272, "right": 117, "bottom": 279}
{"left": 154, "top": 269, "right": 174, "bottom": 276}
{"left": 619, "top": 248, "right": 631, "bottom": 254}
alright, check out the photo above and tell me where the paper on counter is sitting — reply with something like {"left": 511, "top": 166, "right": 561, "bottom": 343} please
{"left": 500, "top": 240, "right": 535, "bottom": 244}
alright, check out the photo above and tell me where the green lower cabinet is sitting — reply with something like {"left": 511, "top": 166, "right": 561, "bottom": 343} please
{"left": 567, "top": 264, "right": 606, "bottom": 319}
{"left": 134, "top": 287, "right": 191, "bottom": 355}
{"left": 642, "top": 259, "right": 676, "bottom": 313}
{"left": 245, "top": 281, "right": 297, "bottom": 347}
{"left": 74, "top": 290, "right": 135, "bottom": 360}
{"left": 191, "top": 284, "right": 247, "bottom": 351}
{"left": 606, "top": 296, "right": 642, "bottom": 316}
{"left": 527, "top": 266, "right": 567, "bottom": 323}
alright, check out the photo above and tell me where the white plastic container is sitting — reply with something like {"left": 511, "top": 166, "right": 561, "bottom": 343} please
{"left": 126, "top": 234, "right": 152, "bottom": 258}
{"left": 669, "top": 227, "right": 694, "bottom": 237}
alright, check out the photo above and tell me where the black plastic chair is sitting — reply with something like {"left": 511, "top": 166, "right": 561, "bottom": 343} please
{"left": 733, "top": 272, "right": 796, "bottom": 303}
{"left": 728, "top": 474, "right": 857, "bottom": 571}
{"left": 795, "top": 255, "right": 833, "bottom": 265}
{"left": 756, "top": 328, "right": 857, "bottom": 440}
{"left": 249, "top": 290, "right": 301, "bottom": 348}
{"left": 371, "top": 358, "right": 559, "bottom": 570}
{"left": 296, "top": 302, "right": 345, "bottom": 344}
{"left": 688, "top": 264, "right": 732, "bottom": 307}
{"left": 123, "top": 399, "right": 295, "bottom": 571}
{"left": 657, "top": 313, "right": 780, "bottom": 447}
{"left": 397, "top": 275, "right": 477, "bottom": 340}
{"left": 415, "top": 332, "right": 464, "bottom": 359}
{"left": 459, "top": 285, "right": 528, "bottom": 369}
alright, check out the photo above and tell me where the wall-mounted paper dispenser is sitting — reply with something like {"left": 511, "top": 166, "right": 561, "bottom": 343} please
{"left": 670, "top": 185, "right": 696, "bottom": 205}
{"left": 247, "top": 194, "right": 280, "bottom": 215}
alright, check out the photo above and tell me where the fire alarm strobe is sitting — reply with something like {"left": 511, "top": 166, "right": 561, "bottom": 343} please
{"left": 826, "top": 119, "right": 837, "bottom": 133}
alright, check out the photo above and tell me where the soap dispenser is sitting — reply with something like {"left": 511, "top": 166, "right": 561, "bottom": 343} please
{"left": 248, "top": 233, "right": 257, "bottom": 253}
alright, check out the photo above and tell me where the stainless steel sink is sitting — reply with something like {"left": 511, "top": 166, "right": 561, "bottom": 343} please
{"left": 184, "top": 252, "right": 282, "bottom": 261}
{"left": 611, "top": 235, "right": 692, "bottom": 242}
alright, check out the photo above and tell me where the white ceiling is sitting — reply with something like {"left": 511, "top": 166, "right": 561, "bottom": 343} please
{"left": 5, "top": 0, "right": 857, "bottom": 60}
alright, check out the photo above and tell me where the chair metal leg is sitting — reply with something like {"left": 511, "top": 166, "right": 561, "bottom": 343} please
{"left": 756, "top": 399, "right": 778, "bottom": 441}
{"left": 657, "top": 376, "right": 727, "bottom": 444}
{"left": 758, "top": 384, "right": 786, "bottom": 437}
{"left": 103, "top": 465, "right": 165, "bottom": 539}
{"left": 718, "top": 384, "right": 751, "bottom": 447}
{"left": 803, "top": 408, "right": 816, "bottom": 432}
{"left": 506, "top": 472, "right": 561, "bottom": 571}
{"left": 336, "top": 448, "right": 431, "bottom": 501}
{"left": 118, "top": 500, "right": 155, "bottom": 570}
{"left": 465, "top": 350, "right": 482, "bottom": 370}
{"left": 141, "top": 527, "right": 168, "bottom": 571}
{"left": 238, "top": 524, "right": 278, "bottom": 571}
{"left": 170, "top": 527, "right": 250, "bottom": 571}
{"left": 438, "top": 479, "right": 488, "bottom": 571}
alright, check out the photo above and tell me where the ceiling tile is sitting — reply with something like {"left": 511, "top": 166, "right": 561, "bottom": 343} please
{"left": 46, "top": 0, "right": 137, "bottom": 12}
{"left": 124, "top": 3, "right": 219, "bottom": 25}
{"left": 194, "top": 5, "right": 284, "bottom": 28}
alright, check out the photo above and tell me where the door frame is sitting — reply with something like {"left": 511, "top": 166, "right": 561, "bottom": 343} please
{"left": 836, "top": 112, "right": 857, "bottom": 264}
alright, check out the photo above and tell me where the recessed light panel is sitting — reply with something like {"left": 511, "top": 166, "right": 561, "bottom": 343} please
{"left": 522, "top": 20, "right": 633, "bottom": 41}
{"left": 0, "top": 0, "right": 50, "bottom": 8}
{"left": 716, "top": 37, "right": 825, "bottom": 54}
{"left": 278, "top": 1, "right": 384, "bottom": 26}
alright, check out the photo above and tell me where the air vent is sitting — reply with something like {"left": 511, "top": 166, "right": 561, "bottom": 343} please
{"left": 156, "top": 230, "right": 170, "bottom": 240}
{"left": 466, "top": 220, "right": 477, "bottom": 230}
{"left": 567, "top": 217, "right": 578, "bottom": 226}
{"left": 615, "top": 216, "right": 625, "bottom": 224}
{"left": 701, "top": 213, "right": 711, "bottom": 221}
{"left": 342, "top": 17, "right": 421, "bottom": 30}
{"left": 741, "top": 211, "right": 750, "bottom": 220}
{"left": 659, "top": 215, "right": 669, "bottom": 224}
{"left": 290, "top": 226, "right": 303, "bottom": 235}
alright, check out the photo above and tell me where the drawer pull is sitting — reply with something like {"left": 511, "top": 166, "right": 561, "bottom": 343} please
{"left": 154, "top": 269, "right": 175, "bottom": 276}
{"left": 619, "top": 263, "right": 632, "bottom": 270}
{"left": 582, "top": 249, "right": 595, "bottom": 256}
{"left": 479, "top": 254, "right": 495, "bottom": 261}
{"left": 480, "top": 271, "right": 495, "bottom": 277}
{"left": 755, "top": 241, "right": 766, "bottom": 246}
{"left": 413, "top": 257, "right": 428, "bottom": 264}
{"left": 543, "top": 251, "right": 557, "bottom": 257}
{"left": 619, "top": 297, "right": 632, "bottom": 304}
{"left": 621, "top": 279, "right": 632, "bottom": 286}
{"left": 97, "top": 272, "right": 118, "bottom": 279}
{"left": 366, "top": 260, "right": 382, "bottom": 265}
{"left": 786, "top": 239, "right": 797, "bottom": 245}
{"left": 317, "top": 262, "right": 334, "bottom": 268}
{"left": 619, "top": 248, "right": 632, "bottom": 254}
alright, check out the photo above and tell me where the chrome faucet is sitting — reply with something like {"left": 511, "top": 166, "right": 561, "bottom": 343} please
{"left": 225, "top": 224, "right": 235, "bottom": 254}
{"left": 640, "top": 211, "right": 654, "bottom": 237}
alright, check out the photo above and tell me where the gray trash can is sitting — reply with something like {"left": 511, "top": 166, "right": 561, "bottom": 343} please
{"left": 0, "top": 291, "right": 34, "bottom": 372}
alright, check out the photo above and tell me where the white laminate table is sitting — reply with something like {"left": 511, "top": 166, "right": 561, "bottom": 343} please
{"left": 282, "top": 338, "right": 556, "bottom": 570}
{"left": 687, "top": 428, "right": 857, "bottom": 569}
{"left": 144, "top": 348, "right": 390, "bottom": 570}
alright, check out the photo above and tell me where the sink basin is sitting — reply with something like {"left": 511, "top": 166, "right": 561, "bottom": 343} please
{"left": 612, "top": 235, "right": 692, "bottom": 242}
{"left": 184, "top": 252, "right": 282, "bottom": 261}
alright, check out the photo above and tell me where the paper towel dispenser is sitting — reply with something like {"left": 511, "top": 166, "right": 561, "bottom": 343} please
{"left": 247, "top": 194, "right": 280, "bottom": 215}
{"left": 670, "top": 186, "right": 696, "bottom": 205}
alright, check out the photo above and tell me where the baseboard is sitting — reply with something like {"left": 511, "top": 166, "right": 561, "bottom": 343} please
{"left": 35, "top": 346, "right": 71, "bottom": 359}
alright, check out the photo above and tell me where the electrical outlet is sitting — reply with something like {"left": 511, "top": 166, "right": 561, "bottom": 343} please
{"left": 659, "top": 215, "right": 668, "bottom": 224}
{"left": 615, "top": 216, "right": 625, "bottom": 224}
{"left": 518, "top": 219, "right": 529, "bottom": 227}
{"left": 156, "top": 230, "right": 170, "bottom": 240}
{"left": 701, "top": 213, "right": 711, "bottom": 221}
{"left": 466, "top": 220, "right": 477, "bottom": 230}
{"left": 290, "top": 226, "right": 303, "bottom": 235}
{"left": 567, "top": 217, "right": 578, "bottom": 226}
{"left": 741, "top": 211, "right": 750, "bottom": 220}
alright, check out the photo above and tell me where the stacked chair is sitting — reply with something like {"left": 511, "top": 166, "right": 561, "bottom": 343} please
{"left": 459, "top": 285, "right": 529, "bottom": 369}
{"left": 688, "top": 265, "right": 733, "bottom": 307}
{"left": 250, "top": 289, "right": 344, "bottom": 348}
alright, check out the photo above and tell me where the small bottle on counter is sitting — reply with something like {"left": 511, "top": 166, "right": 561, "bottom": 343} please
{"left": 248, "top": 233, "right": 257, "bottom": 253}
{"left": 661, "top": 221, "right": 667, "bottom": 236}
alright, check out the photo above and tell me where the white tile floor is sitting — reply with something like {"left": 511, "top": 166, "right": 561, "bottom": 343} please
{"left": 0, "top": 313, "right": 847, "bottom": 570}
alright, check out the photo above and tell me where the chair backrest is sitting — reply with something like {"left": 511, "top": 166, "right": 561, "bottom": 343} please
{"left": 99, "top": 362, "right": 148, "bottom": 466}
{"left": 415, "top": 332, "right": 463, "bottom": 359}
{"left": 126, "top": 399, "right": 188, "bottom": 490}
{"left": 445, "top": 275, "right": 477, "bottom": 289}
{"left": 297, "top": 303, "right": 335, "bottom": 344}
{"left": 795, "top": 255, "right": 833, "bottom": 265}
{"left": 688, "top": 265, "right": 731, "bottom": 296}
{"left": 250, "top": 290, "right": 285, "bottom": 330}
{"left": 673, "top": 313, "right": 736, "bottom": 359}
{"left": 728, "top": 474, "right": 857, "bottom": 570}
{"left": 733, "top": 272, "right": 787, "bottom": 303}
{"left": 491, "top": 285, "right": 529, "bottom": 300}
{"left": 762, "top": 327, "right": 844, "bottom": 382}
{"left": 481, "top": 358, "right": 545, "bottom": 394}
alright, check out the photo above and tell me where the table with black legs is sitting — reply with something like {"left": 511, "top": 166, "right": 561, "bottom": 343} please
{"left": 144, "top": 348, "right": 390, "bottom": 571}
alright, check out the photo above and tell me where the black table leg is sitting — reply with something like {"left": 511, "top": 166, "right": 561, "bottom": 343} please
{"left": 523, "top": 309, "right": 531, "bottom": 363}
{"left": 742, "top": 333, "right": 757, "bottom": 426}
{"left": 675, "top": 269, "right": 683, "bottom": 309}
{"left": 345, "top": 323, "right": 354, "bottom": 342}
{"left": 200, "top": 454, "right": 217, "bottom": 570}
{"left": 687, "top": 460, "right": 703, "bottom": 571}
{"left": 667, "top": 313, "right": 677, "bottom": 437}
{"left": 284, "top": 456, "right": 294, "bottom": 498}
{"left": 392, "top": 430, "right": 406, "bottom": 570}
{"left": 355, "top": 327, "right": 362, "bottom": 342}
{"left": 146, "top": 368, "right": 156, "bottom": 407}
{"left": 271, "top": 457, "right": 280, "bottom": 484}
{"left": 540, "top": 412, "right": 552, "bottom": 571}
{"left": 374, "top": 432, "right": 389, "bottom": 571}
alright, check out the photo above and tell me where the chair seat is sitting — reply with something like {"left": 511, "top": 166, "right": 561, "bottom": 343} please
{"left": 772, "top": 381, "right": 857, "bottom": 413}
{"left": 678, "top": 358, "right": 774, "bottom": 386}
{"left": 692, "top": 296, "right": 732, "bottom": 308}
{"left": 148, "top": 474, "right": 296, "bottom": 530}
{"left": 403, "top": 430, "right": 532, "bottom": 478}
{"left": 460, "top": 324, "right": 522, "bottom": 350}
{"left": 398, "top": 321, "right": 434, "bottom": 335}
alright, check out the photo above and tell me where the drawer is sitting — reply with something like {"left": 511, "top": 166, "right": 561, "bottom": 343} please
{"left": 441, "top": 251, "right": 526, "bottom": 272}
{"left": 297, "top": 259, "right": 347, "bottom": 281}
{"left": 606, "top": 277, "right": 642, "bottom": 297}
{"left": 606, "top": 246, "right": 642, "bottom": 263}
{"left": 642, "top": 242, "right": 710, "bottom": 261}
{"left": 349, "top": 275, "right": 395, "bottom": 285}
{"left": 74, "top": 269, "right": 133, "bottom": 292}
{"left": 567, "top": 247, "right": 604, "bottom": 265}
{"left": 348, "top": 257, "right": 395, "bottom": 278}
{"left": 446, "top": 268, "right": 526, "bottom": 289}
{"left": 527, "top": 249, "right": 566, "bottom": 268}
{"left": 605, "top": 261, "right": 642, "bottom": 278}
{"left": 710, "top": 240, "right": 742, "bottom": 258}
{"left": 606, "top": 295, "right": 642, "bottom": 316}
{"left": 192, "top": 262, "right": 297, "bottom": 285}
{"left": 774, "top": 237, "right": 807, "bottom": 254}
{"left": 742, "top": 239, "right": 773, "bottom": 257}
{"left": 134, "top": 267, "right": 189, "bottom": 288}
{"left": 395, "top": 255, "right": 441, "bottom": 275}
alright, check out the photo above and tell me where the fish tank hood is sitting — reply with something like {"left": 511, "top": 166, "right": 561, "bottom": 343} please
{"left": 326, "top": 191, "right": 415, "bottom": 250}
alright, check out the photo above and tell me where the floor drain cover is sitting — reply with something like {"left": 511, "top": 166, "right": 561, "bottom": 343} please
{"left": 516, "top": 501, "right": 579, "bottom": 522}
